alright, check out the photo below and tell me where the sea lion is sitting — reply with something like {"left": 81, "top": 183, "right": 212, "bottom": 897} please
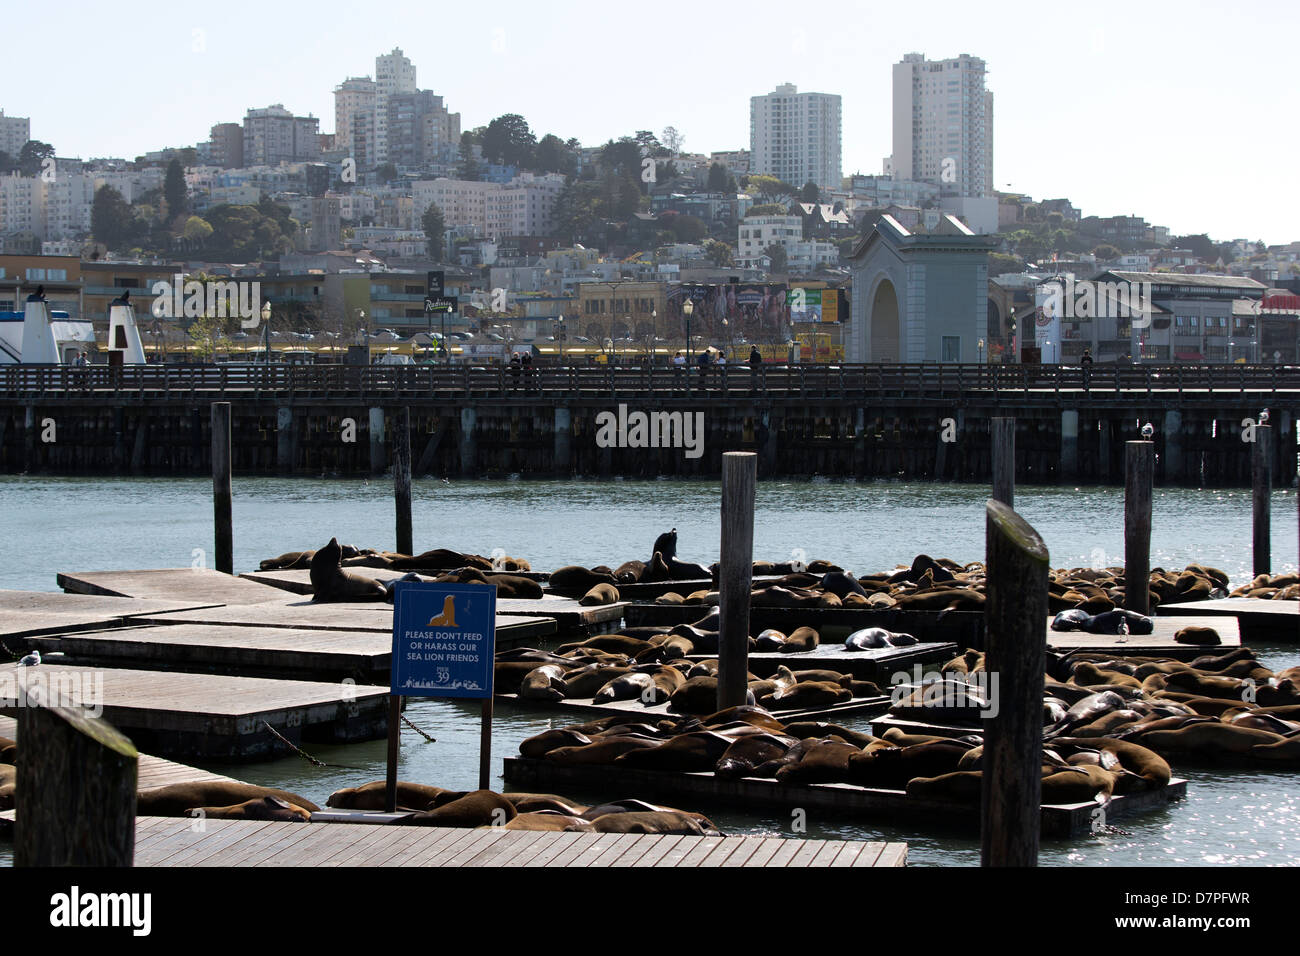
{"left": 325, "top": 780, "right": 449, "bottom": 811}
{"left": 579, "top": 582, "right": 621, "bottom": 606}
{"left": 774, "top": 738, "right": 861, "bottom": 784}
{"left": 848, "top": 739, "right": 973, "bottom": 789}
{"left": 519, "top": 664, "right": 569, "bottom": 702}
{"left": 714, "top": 733, "right": 797, "bottom": 777}
{"left": 1044, "top": 690, "right": 1129, "bottom": 738}
{"left": 781, "top": 627, "right": 820, "bottom": 653}
{"left": 545, "top": 737, "right": 661, "bottom": 764}
{"left": 562, "top": 664, "right": 632, "bottom": 698}
{"left": 259, "top": 550, "right": 315, "bottom": 571}
{"left": 194, "top": 796, "right": 312, "bottom": 822}
{"left": 613, "top": 560, "right": 645, "bottom": 583}
{"left": 519, "top": 728, "right": 593, "bottom": 759}
{"left": 548, "top": 565, "right": 618, "bottom": 597}
{"left": 755, "top": 628, "right": 788, "bottom": 651}
{"left": 1174, "top": 625, "right": 1221, "bottom": 646}
{"left": 1040, "top": 765, "right": 1118, "bottom": 804}
{"left": 403, "top": 790, "right": 516, "bottom": 827}
{"left": 140, "top": 782, "right": 321, "bottom": 816}
{"left": 557, "top": 634, "right": 652, "bottom": 656}
{"left": 782, "top": 722, "right": 877, "bottom": 748}
{"left": 669, "top": 675, "right": 722, "bottom": 714}
{"left": 1136, "top": 722, "right": 1284, "bottom": 756}
{"left": 820, "top": 571, "right": 867, "bottom": 599}
{"left": 309, "top": 537, "right": 388, "bottom": 602}
{"left": 760, "top": 681, "right": 851, "bottom": 711}
{"left": 1051, "top": 737, "right": 1171, "bottom": 791}
{"left": 844, "top": 627, "right": 892, "bottom": 650}
{"left": 905, "top": 770, "right": 985, "bottom": 801}
{"left": 616, "top": 731, "right": 738, "bottom": 771}
{"left": 583, "top": 811, "right": 720, "bottom": 836}
{"left": 593, "top": 672, "right": 656, "bottom": 704}
{"left": 504, "top": 812, "right": 593, "bottom": 831}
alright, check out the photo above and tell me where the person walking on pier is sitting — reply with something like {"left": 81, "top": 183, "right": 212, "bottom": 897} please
{"left": 1080, "top": 347, "right": 1093, "bottom": 387}
{"left": 749, "top": 345, "right": 762, "bottom": 366}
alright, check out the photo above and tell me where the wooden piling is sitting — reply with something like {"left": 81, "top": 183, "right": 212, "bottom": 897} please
{"left": 718, "top": 451, "right": 756, "bottom": 711}
{"left": 981, "top": 499, "right": 1048, "bottom": 868}
{"left": 992, "top": 417, "right": 1015, "bottom": 507}
{"left": 393, "top": 406, "right": 413, "bottom": 557}
{"left": 15, "top": 692, "right": 139, "bottom": 866}
{"left": 384, "top": 695, "right": 401, "bottom": 813}
{"left": 1124, "top": 440, "right": 1154, "bottom": 615}
{"left": 1253, "top": 423, "right": 1271, "bottom": 576}
{"left": 211, "top": 402, "right": 232, "bottom": 575}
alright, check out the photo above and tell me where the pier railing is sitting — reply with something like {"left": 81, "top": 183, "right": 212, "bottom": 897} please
{"left": 3, "top": 362, "right": 1298, "bottom": 401}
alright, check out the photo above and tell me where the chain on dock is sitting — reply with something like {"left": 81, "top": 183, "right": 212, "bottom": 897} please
{"left": 401, "top": 714, "right": 437, "bottom": 742}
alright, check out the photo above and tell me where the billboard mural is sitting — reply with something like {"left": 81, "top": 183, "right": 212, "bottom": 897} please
{"left": 666, "top": 282, "right": 790, "bottom": 346}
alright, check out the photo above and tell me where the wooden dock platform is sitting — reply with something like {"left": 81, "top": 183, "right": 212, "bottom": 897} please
{"left": 1157, "top": 598, "right": 1298, "bottom": 643}
{"left": 503, "top": 757, "right": 1186, "bottom": 838}
{"left": 130, "top": 815, "right": 906, "bottom": 867}
{"left": 624, "top": 604, "right": 985, "bottom": 648}
{"left": 1048, "top": 614, "right": 1242, "bottom": 658}
{"left": 58, "top": 568, "right": 292, "bottom": 605}
{"left": 0, "top": 590, "right": 221, "bottom": 641}
{"left": 239, "top": 569, "right": 623, "bottom": 635}
{"left": 0, "top": 663, "right": 390, "bottom": 761}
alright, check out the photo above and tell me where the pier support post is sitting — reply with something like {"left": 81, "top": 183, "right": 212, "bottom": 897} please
{"left": 854, "top": 408, "right": 866, "bottom": 478}
{"left": 982, "top": 499, "right": 1048, "bottom": 868}
{"left": 1164, "top": 410, "right": 1183, "bottom": 485}
{"left": 416, "top": 416, "right": 448, "bottom": 477}
{"left": 15, "top": 694, "right": 138, "bottom": 866}
{"left": 554, "top": 406, "right": 571, "bottom": 478}
{"left": 23, "top": 405, "right": 35, "bottom": 471}
{"left": 393, "top": 406, "right": 412, "bottom": 556}
{"left": 1098, "top": 418, "right": 1111, "bottom": 484}
{"left": 1124, "top": 440, "right": 1154, "bottom": 615}
{"left": 459, "top": 407, "right": 477, "bottom": 477}
{"left": 1253, "top": 423, "right": 1271, "bottom": 576}
{"left": 1060, "top": 409, "right": 1079, "bottom": 481}
{"left": 211, "top": 402, "right": 233, "bottom": 575}
{"left": 759, "top": 411, "right": 777, "bottom": 476}
{"left": 991, "top": 417, "right": 1015, "bottom": 507}
{"left": 718, "top": 452, "right": 756, "bottom": 711}
{"left": 276, "top": 406, "right": 294, "bottom": 474}
{"left": 130, "top": 410, "right": 149, "bottom": 473}
{"left": 368, "top": 407, "right": 386, "bottom": 476}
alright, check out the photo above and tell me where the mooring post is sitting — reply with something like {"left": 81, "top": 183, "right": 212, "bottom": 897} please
{"left": 553, "top": 406, "right": 572, "bottom": 478}
{"left": 718, "top": 451, "right": 756, "bottom": 711}
{"left": 368, "top": 406, "right": 386, "bottom": 476}
{"left": 982, "top": 498, "right": 1048, "bottom": 868}
{"left": 1124, "top": 439, "right": 1154, "bottom": 615}
{"left": 384, "top": 696, "right": 400, "bottom": 813}
{"left": 211, "top": 401, "right": 233, "bottom": 574}
{"left": 1252, "top": 422, "right": 1272, "bottom": 576}
{"left": 393, "top": 406, "right": 413, "bottom": 556}
{"left": 15, "top": 691, "right": 138, "bottom": 866}
{"left": 992, "top": 417, "right": 1015, "bottom": 506}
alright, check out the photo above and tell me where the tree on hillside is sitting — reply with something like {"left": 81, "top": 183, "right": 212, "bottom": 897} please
{"left": 1092, "top": 244, "right": 1121, "bottom": 261}
{"left": 1170, "top": 234, "right": 1217, "bottom": 261}
{"left": 746, "top": 203, "right": 786, "bottom": 217}
{"left": 164, "top": 159, "right": 188, "bottom": 218}
{"left": 534, "top": 134, "right": 576, "bottom": 176}
{"left": 481, "top": 114, "right": 536, "bottom": 168}
{"left": 747, "top": 175, "right": 796, "bottom": 202}
{"left": 422, "top": 202, "right": 446, "bottom": 260}
{"left": 18, "top": 140, "right": 55, "bottom": 177}
{"left": 704, "top": 239, "right": 734, "bottom": 267}
{"left": 671, "top": 214, "right": 708, "bottom": 243}
{"left": 457, "top": 132, "right": 481, "bottom": 180}
{"left": 661, "top": 126, "right": 684, "bottom": 155}
{"left": 91, "top": 185, "right": 134, "bottom": 249}
{"left": 799, "top": 181, "right": 820, "bottom": 203}
{"left": 765, "top": 243, "right": 788, "bottom": 273}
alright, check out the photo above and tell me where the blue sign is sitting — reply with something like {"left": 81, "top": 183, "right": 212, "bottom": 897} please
{"left": 391, "top": 582, "right": 496, "bottom": 698}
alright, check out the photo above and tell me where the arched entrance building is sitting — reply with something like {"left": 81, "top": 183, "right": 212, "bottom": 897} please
{"left": 846, "top": 214, "right": 994, "bottom": 363}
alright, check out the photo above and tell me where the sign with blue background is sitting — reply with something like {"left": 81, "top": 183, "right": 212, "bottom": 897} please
{"left": 391, "top": 582, "right": 496, "bottom": 698}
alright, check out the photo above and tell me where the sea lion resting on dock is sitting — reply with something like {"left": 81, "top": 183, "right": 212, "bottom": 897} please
{"left": 138, "top": 782, "right": 321, "bottom": 816}
{"left": 194, "top": 796, "right": 313, "bottom": 822}
{"left": 309, "top": 538, "right": 388, "bottom": 602}
{"left": 327, "top": 780, "right": 452, "bottom": 811}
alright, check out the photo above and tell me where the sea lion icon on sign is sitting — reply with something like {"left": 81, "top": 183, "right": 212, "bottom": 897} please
{"left": 429, "top": 595, "right": 458, "bottom": 628}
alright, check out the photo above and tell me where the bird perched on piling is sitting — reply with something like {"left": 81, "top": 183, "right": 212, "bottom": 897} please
{"left": 18, "top": 650, "right": 40, "bottom": 666}
{"left": 1141, "top": 423, "right": 1154, "bottom": 439}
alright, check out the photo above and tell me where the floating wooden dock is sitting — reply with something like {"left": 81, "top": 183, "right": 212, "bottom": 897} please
{"left": 494, "top": 692, "right": 893, "bottom": 722}
{"left": 708, "top": 642, "right": 960, "bottom": 682}
{"left": 624, "top": 604, "right": 985, "bottom": 648}
{"left": 239, "top": 569, "right": 623, "bottom": 636}
{"left": 0, "top": 590, "right": 221, "bottom": 641}
{"left": 129, "top": 815, "right": 906, "bottom": 867}
{"left": 1048, "top": 614, "right": 1242, "bottom": 659}
{"left": 58, "top": 568, "right": 292, "bottom": 605}
{"left": 0, "top": 663, "right": 390, "bottom": 761}
{"left": 503, "top": 757, "right": 1187, "bottom": 838}
{"left": 1157, "top": 598, "right": 1298, "bottom": 643}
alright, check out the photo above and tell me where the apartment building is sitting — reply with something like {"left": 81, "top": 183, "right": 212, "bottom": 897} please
{"left": 750, "top": 84, "right": 842, "bottom": 193}
{"left": 243, "top": 105, "right": 321, "bottom": 165}
{"left": 891, "top": 52, "right": 993, "bottom": 199}
{"left": 0, "top": 111, "right": 30, "bottom": 157}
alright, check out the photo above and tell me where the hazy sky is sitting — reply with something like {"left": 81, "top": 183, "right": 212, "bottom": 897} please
{"left": 7, "top": 0, "right": 1295, "bottom": 244}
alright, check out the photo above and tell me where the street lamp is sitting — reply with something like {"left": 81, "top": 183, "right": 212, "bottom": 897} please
{"left": 603, "top": 337, "right": 614, "bottom": 364}
{"left": 978, "top": 337, "right": 984, "bottom": 364}
{"left": 682, "top": 298, "right": 694, "bottom": 359}
{"left": 553, "top": 317, "right": 567, "bottom": 363}
{"left": 261, "top": 301, "right": 272, "bottom": 363}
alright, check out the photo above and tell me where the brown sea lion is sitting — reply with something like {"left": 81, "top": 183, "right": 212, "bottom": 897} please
{"left": 404, "top": 790, "right": 516, "bottom": 827}
{"left": 519, "top": 664, "right": 569, "bottom": 702}
{"left": 309, "top": 537, "right": 388, "bottom": 602}
{"left": 905, "top": 770, "right": 985, "bottom": 801}
{"left": 616, "top": 732, "right": 736, "bottom": 771}
{"left": 612, "top": 560, "right": 646, "bottom": 583}
{"left": 326, "top": 780, "right": 449, "bottom": 811}
{"left": 259, "top": 549, "right": 315, "bottom": 571}
{"left": 583, "top": 810, "right": 720, "bottom": 836}
{"left": 557, "top": 634, "right": 652, "bottom": 657}
{"left": 503, "top": 812, "right": 592, "bottom": 831}
{"left": 563, "top": 665, "right": 633, "bottom": 699}
{"left": 519, "top": 728, "right": 593, "bottom": 759}
{"left": 140, "top": 782, "right": 321, "bottom": 816}
{"left": 714, "top": 733, "right": 797, "bottom": 777}
{"left": 774, "top": 738, "right": 861, "bottom": 784}
{"left": 669, "top": 675, "right": 722, "bottom": 714}
{"left": 545, "top": 737, "right": 661, "bottom": 764}
{"left": 847, "top": 740, "right": 973, "bottom": 789}
{"left": 1174, "top": 625, "right": 1221, "bottom": 646}
{"left": 1040, "top": 765, "right": 1117, "bottom": 804}
{"left": 781, "top": 722, "right": 877, "bottom": 748}
{"left": 579, "top": 582, "right": 621, "bottom": 606}
{"left": 194, "top": 796, "right": 312, "bottom": 822}
{"left": 548, "top": 565, "right": 618, "bottom": 597}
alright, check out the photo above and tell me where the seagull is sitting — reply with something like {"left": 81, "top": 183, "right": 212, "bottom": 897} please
{"left": 1260, "top": 409, "right": 1270, "bottom": 424}
{"left": 1141, "top": 423, "right": 1154, "bottom": 439}
{"left": 18, "top": 650, "right": 40, "bottom": 666}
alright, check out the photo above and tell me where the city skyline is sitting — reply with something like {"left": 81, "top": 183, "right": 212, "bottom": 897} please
{"left": 3, "top": 0, "right": 1296, "bottom": 244}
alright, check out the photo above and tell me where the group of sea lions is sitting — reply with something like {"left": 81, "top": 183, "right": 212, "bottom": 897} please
{"left": 885, "top": 645, "right": 1300, "bottom": 767}
{"left": 497, "top": 633, "right": 884, "bottom": 712}
{"left": 517, "top": 704, "right": 1174, "bottom": 806}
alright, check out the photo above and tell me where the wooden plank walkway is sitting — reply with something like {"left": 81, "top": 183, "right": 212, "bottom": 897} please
{"left": 0, "top": 590, "right": 222, "bottom": 641}
{"left": 130, "top": 816, "right": 905, "bottom": 867}
{"left": 1158, "top": 598, "right": 1298, "bottom": 643}
{"left": 0, "top": 662, "right": 389, "bottom": 760}
{"left": 58, "top": 568, "right": 292, "bottom": 605}
{"left": 503, "top": 757, "right": 1187, "bottom": 838}
{"left": 0, "top": 715, "right": 236, "bottom": 791}
{"left": 1048, "top": 614, "right": 1242, "bottom": 658}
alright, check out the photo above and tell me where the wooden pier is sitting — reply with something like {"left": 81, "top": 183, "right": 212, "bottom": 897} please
{"left": 129, "top": 815, "right": 906, "bottom": 867}
{"left": 0, "top": 589, "right": 223, "bottom": 641}
{"left": 1048, "top": 613, "right": 1243, "bottom": 658}
{"left": 0, "top": 663, "right": 390, "bottom": 760}
{"left": 57, "top": 568, "right": 292, "bottom": 605}
{"left": 502, "top": 757, "right": 1186, "bottom": 838}
{"left": 1157, "top": 598, "right": 1298, "bottom": 643}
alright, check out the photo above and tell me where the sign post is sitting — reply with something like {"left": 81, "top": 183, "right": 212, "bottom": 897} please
{"left": 387, "top": 581, "right": 496, "bottom": 810}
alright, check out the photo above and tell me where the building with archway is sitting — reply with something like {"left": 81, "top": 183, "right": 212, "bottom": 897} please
{"left": 846, "top": 214, "right": 994, "bottom": 362}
